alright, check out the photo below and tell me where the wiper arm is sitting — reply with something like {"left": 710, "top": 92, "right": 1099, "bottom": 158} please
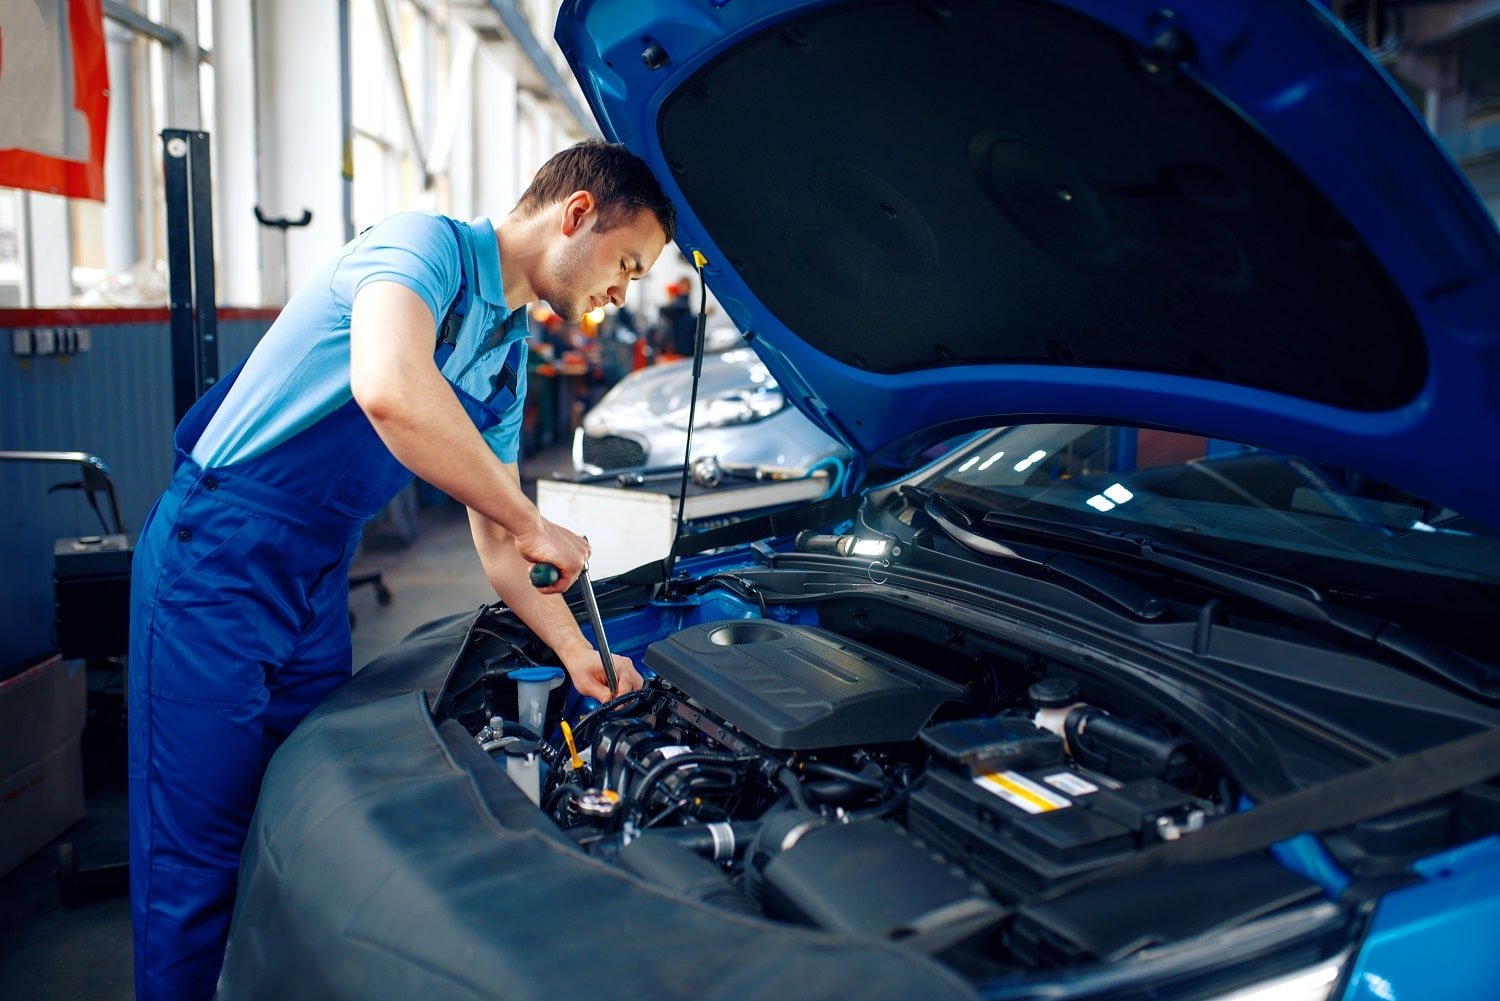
{"left": 980, "top": 510, "right": 1500, "bottom": 702}
{"left": 908, "top": 488, "right": 1167, "bottom": 621}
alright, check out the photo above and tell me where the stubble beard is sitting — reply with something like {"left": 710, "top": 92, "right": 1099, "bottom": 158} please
{"left": 540, "top": 228, "right": 598, "bottom": 323}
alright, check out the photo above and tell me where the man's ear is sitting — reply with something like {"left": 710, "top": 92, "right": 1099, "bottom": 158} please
{"left": 560, "top": 190, "right": 596, "bottom": 236}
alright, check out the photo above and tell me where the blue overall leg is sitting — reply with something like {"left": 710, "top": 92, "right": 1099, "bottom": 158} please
{"left": 128, "top": 464, "right": 354, "bottom": 1000}
{"left": 129, "top": 339, "right": 518, "bottom": 999}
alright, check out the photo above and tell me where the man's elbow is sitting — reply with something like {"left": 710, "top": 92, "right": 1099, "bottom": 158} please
{"left": 350, "top": 371, "right": 405, "bottom": 425}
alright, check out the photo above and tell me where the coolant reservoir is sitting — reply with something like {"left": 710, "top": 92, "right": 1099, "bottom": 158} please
{"left": 1028, "top": 677, "right": 1086, "bottom": 744}
{"left": 508, "top": 666, "right": 565, "bottom": 805}
{"left": 512, "top": 666, "right": 565, "bottom": 736}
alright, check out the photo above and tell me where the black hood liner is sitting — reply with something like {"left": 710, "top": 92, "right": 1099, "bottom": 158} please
{"left": 660, "top": 0, "right": 1425, "bottom": 410}
{"left": 219, "top": 609, "right": 979, "bottom": 1001}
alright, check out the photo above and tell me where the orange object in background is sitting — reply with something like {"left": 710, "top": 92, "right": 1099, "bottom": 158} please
{"left": 0, "top": 0, "right": 110, "bottom": 200}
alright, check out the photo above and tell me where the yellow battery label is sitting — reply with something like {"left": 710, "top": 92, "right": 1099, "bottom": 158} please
{"left": 974, "top": 770, "right": 1073, "bottom": 814}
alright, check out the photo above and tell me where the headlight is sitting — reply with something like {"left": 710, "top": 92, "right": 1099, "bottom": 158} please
{"left": 1208, "top": 955, "right": 1347, "bottom": 1001}
{"left": 665, "top": 386, "right": 786, "bottom": 429}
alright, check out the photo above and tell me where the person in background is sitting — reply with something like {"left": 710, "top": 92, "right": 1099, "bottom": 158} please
{"left": 598, "top": 303, "right": 639, "bottom": 383}
{"left": 127, "top": 140, "right": 675, "bottom": 1000}
{"left": 656, "top": 276, "right": 697, "bottom": 361}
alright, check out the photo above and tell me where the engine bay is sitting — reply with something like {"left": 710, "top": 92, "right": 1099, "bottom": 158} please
{"left": 411, "top": 497, "right": 1496, "bottom": 995}
{"left": 435, "top": 575, "right": 1376, "bottom": 976}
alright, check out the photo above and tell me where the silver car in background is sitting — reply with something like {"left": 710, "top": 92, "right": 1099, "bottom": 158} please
{"left": 572, "top": 346, "right": 849, "bottom": 476}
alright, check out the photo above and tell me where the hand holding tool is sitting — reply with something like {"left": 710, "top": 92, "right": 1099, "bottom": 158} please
{"left": 530, "top": 559, "right": 618, "bottom": 697}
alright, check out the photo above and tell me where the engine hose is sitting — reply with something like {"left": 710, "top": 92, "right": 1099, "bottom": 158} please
{"left": 618, "top": 834, "right": 761, "bottom": 915}
{"left": 627, "top": 752, "right": 756, "bottom": 820}
{"left": 805, "top": 780, "right": 875, "bottom": 805}
{"left": 498, "top": 720, "right": 541, "bottom": 742}
{"left": 541, "top": 753, "right": 591, "bottom": 804}
{"left": 775, "top": 766, "right": 813, "bottom": 813}
{"left": 544, "top": 782, "right": 586, "bottom": 816}
{"left": 496, "top": 721, "right": 564, "bottom": 769}
{"left": 633, "top": 822, "right": 761, "bottom": 863}
{"left": 801, "top": 761, "right": 886, "bottom": 791}
{"left": 849, "top": 783, "right": 914, "bottom": 821}
{"left": 571, "top": 689, "right": 653, "bottom": 747}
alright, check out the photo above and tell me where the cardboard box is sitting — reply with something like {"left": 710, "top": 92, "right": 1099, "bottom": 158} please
{"left": 0, "top": 654, "right": 87, "bottom": 878}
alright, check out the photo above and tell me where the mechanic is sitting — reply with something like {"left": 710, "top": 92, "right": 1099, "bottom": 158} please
{"left": 656, "top": 275, "right": 699, "bottom": 360}
{"left": 127, "top": 140, "right": 673, "bottom": 1000}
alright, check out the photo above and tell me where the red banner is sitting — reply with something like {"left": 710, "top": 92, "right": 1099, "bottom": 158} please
{"left": 0, "top": 0, "right": 110, "bottom": 201}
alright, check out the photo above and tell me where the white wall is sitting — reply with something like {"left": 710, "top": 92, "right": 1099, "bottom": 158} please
{"left": 255, "top": 0, "right": 347, "bottom": 299}
{"left": 474, "top": 44, "right": 521, "bottom": 220}
{"left": 213, "top": 0, "right": 263, "bottom": 305}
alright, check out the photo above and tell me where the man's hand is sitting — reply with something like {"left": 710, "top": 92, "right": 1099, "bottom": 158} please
{"left": 511, "top": 515, "right": 590, "bottom": 593}
{"left": 562, "top": 649, "right": 641, "bottom": 703}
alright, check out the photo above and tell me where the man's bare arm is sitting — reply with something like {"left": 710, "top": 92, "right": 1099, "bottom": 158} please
{"left": 349, "top": 280, "right": 586, "bottom": 590}
{"left": 468, "top": 486, "right": 641, "bottom": 703}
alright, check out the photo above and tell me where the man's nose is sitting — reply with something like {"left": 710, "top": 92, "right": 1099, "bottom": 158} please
{"left": 608, "top": 285, "right": 626, "bottom": 308}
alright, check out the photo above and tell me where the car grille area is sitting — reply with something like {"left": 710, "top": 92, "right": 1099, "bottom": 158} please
{"left": 580, "top": 433, "right": 647, "bottom": 470}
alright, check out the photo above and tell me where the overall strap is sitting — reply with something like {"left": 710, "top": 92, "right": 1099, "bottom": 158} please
{"left": 489, "top": 340, "right": 521, "bottom": 404}
{"left": 434, "top": 215, "right": 521, "bottom": 408}
{"left": 436, "top": 216, "right": 472, "bottom": 349}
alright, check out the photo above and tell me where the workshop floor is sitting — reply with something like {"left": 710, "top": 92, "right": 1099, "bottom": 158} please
{"left": 0, "top": 444, "right": 576, "bottom": 999}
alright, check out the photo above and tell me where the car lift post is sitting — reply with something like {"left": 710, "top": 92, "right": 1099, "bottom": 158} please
{"left": 163, "top": 129, "right": 219, "bottom": 423}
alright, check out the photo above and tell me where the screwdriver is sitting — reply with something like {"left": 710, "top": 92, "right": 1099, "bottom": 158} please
{"left": 530, "top": 558, "right": 618, "bottom": 697}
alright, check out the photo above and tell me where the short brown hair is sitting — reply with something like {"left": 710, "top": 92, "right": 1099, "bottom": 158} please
{"left": 514, "top": 139, "right": 676, "bottom": 243}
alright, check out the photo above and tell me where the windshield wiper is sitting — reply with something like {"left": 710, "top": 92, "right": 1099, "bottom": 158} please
{"left": 976, "top": 509, "right": 1500, "bottom": 702}
{"left": 906, "top": 487, "right": 1167, "bottom": 621}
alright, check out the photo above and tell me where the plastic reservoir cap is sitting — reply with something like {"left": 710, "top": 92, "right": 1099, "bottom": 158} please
{"left": 510, "top": 666, "right": 565, "bottom": 684}
{"left": 1028, "top": 677, "right": 1081, "bottom": 708}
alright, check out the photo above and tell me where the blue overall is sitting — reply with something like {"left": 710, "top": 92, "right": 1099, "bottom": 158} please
{"left": 127, "top": 305, "right": 518, "bottom": 999}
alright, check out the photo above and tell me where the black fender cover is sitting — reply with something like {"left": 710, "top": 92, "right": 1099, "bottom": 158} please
{"left": 218, "top": 609, "right": 979, "bottom": 1001}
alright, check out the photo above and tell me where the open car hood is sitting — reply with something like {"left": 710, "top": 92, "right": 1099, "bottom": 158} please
{"left": 556, "top": 0, "right": 1500, "bottom": 520}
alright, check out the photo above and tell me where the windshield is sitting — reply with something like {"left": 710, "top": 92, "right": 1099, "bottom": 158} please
{"left": 927, "top": 425, "right": 1500, "bottom": 655}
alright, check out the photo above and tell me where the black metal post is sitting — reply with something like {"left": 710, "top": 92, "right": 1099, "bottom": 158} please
{"left": 163, "top": 129, "right": 218, "bottom": 424}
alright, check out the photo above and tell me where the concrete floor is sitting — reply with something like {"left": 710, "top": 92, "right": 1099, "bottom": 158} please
{"left": 0, "top": 445, "right": 575, "bottom": 999}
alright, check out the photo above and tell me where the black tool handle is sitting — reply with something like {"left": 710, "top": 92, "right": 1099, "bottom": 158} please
{"left": 530, "top": 563, "right": 561, "bottom": 588}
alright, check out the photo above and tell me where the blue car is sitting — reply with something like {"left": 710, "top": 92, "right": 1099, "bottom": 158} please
{"left": 220, "top": 2, "right": 1500, "bottom": 999}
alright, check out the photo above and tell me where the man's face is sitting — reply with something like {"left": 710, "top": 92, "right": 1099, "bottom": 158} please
{"left": 541, "top": 205, "right": 669, "bottom": 322}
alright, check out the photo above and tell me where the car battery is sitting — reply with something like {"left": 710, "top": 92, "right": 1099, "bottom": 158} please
{"left": 910, "top": 716, "right": 1206, "bottom": 902}
{"left": 53, "top": 534, "right": 133, "bottom": 660}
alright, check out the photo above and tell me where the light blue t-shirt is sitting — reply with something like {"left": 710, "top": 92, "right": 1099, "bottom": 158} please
{"left": 191, "top": 212, "right": 530, "bottom": 468}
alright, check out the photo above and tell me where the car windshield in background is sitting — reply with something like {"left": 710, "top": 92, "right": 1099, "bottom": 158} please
{"left": 928, "top": 425, "right": 1500, "bottom": 652}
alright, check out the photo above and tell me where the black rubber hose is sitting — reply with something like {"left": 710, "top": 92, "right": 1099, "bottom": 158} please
{"left": 850, "top": 783, "right": 913, "bottom": 821}
{"left": 775, "top": 765, "right": 813, "bottom": 813}
{"left": 497, "top": 721, "right": 564, "bottom": 768}
{"left": 804, "top": 780, "right": 872, "bottom": 805}
{"left": 634, "top": 822, "right": 761, "bottom": 862}
{"left": 628, "top": 753, "right": 755, "bottom": 819}
{"left": 618, "top": 834, "right": 760, "bottom": 915}
{"left": 571, "top": 688, "right": 653, "bottom": 747}
{"left": 801, "top": 761, "right": 886, "bottom": 791}
{"left": 544, "top": 782, "right": 586, "bottom": 816}
{"left": 500, "top": 721, "right": 541, "bottom": 742}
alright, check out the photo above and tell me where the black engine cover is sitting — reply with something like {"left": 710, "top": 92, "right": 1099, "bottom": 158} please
{"left": 644, "top": 620, "right": 967, "bottom": 749}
